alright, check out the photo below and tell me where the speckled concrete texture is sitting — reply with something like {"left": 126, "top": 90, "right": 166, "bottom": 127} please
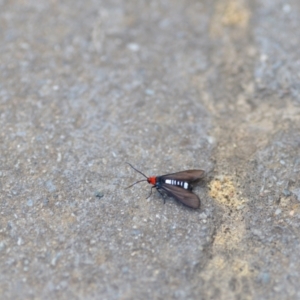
{"left": 1, "top": 0, "right": 300, "bottom": 299}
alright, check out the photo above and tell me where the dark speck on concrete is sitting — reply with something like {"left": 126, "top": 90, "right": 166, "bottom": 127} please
{"left": 94, "top": 191, "right": 104, "bottom": 198}
{"left": 131, "top": 229, "right": 141, "bottom": 236}
{"left": 282, "top": 189, "right": 291, "bottom": 197}
{"left": 43, "top": 198, "right": 49, "bottom": 206}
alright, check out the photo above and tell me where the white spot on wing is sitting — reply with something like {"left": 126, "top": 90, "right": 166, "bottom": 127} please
{"left": 165, "top": 179, "right": 171, "bottom": 184}
{"left": 184, "top": 182, "right": 188, "bottom": 189}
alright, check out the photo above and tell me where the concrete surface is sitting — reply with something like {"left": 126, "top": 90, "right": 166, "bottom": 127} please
{"left": 1, "top": 0, "right": 300, "bottom": 299}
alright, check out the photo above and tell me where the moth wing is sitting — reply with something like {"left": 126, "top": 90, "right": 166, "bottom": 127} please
{"left": 160, "top": 184, "right": 200, "bottom": 209}
{"left": 160, "top": 170, "right": 205, "bottom": 182}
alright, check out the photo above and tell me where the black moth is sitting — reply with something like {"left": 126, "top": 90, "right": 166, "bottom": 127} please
{"left": 126, "top": 163, "right": 204, "bottom": 209}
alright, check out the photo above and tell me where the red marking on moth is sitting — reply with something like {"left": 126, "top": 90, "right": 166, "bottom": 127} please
{"left": 147, "top": 176, "right": 157, "bottom": 185}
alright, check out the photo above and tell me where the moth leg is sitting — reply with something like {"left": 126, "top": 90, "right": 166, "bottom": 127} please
{"left": 156, "top": 188, "right": 165, "bottom": 204}
{"left": 146, "top": 186, "right": 156, "bottom": 199}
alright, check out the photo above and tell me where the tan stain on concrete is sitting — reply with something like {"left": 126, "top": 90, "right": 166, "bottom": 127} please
{"left": 213, "top": 221, "right": 244, "bottom": 251}
{"left": 209, "top": 176, "right": 244, "bottom": 208}
{"left": 208, "top": 255, "right": 252, "bottom": 278}
{"left": 232, "top": 259, "right": 251, "bottom": 277}
{"left": 201, "top": 255, "right": 254, "bottom": 299}
{"left": 221, "top": 0, "right": 250, "bottom": 27}
{"left": 202, "top": 176, "right": 255, "bottom": 297}
{"left": 210, "top": 0, "right": 251, "bottom": 36}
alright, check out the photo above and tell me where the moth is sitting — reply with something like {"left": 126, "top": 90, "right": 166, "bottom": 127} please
{"left": 126, "top": 163, "right": 204, "bottom": 209}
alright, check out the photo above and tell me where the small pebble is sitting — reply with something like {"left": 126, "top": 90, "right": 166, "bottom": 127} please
{"left": 199, "top": 212, "right": 207, "bottom": 219}
{"left": 282, "top": 4, "right": 291, "bottom": 13}
{"left": 0, "top": 242, "right": 5, "bottom": 252}
{"left": 275, "top": 208, "right": 281, "bottom": 215}
{"left": 17, "top": 237, "right": 23, "bottom": 246}
{"left": 259, "top": 272, "right": 270, "bottom": 284}
{"left": 127, "top": 43, "right": 140, "bottom": 52}
{"left": 45, "top": 180, "right": 56, "bottom": 193}
{"left": 145, "top": 89, "right": 155, "bottom": 95}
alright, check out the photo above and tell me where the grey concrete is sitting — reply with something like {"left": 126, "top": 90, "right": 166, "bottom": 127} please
{"left": 1, "top": 0, "right": 300, "bottom": 299}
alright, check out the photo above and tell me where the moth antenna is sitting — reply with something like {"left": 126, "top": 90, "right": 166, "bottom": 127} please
{"left": 126, "top": 179, "right": 148, "bottom": 189}
{"left": 126, "top": 162, "right": 148, "bottom": 179}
